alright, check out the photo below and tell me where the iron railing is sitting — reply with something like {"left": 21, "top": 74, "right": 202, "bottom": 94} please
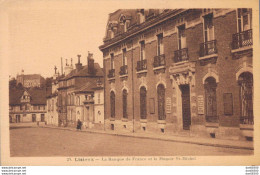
{"left": 137, "top": 59, "right": 147, "bottom": 71}
{"left": 107, "top": 69, "right": 115, "bottom": 78}
{"left": 153, "top": 54, "right": 166, "bottom": 68}
{"left": 119, "top": 65, "right": 128, "bottom": 75}
{"left": 232, "top": 29, "right": 253, "bottom": 50}
{"left": 199, "top": 40, "right": 217, "bottom": 57}
{"left": 240, "top": 115, "right": 254, "bottom": 125}
{"left": 173, "top": 48, "right": 189, "bottom": 63}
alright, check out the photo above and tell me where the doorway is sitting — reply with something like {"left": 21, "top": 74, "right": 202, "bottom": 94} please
{"left": 32, "top": 114, "right": 36, "bottom": 122}
{"left": 180, "top": 85, "right": 191, "bottom": 130}
{"left": 16, "top": 115, "right": 21, "bottom": 123}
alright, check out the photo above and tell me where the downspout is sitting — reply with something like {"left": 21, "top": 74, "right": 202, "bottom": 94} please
{"left": 103, "top": 54, "right": 106, "bottom": 131}
{"left": 131, "top": 41, "right": 135, "bottom": 133}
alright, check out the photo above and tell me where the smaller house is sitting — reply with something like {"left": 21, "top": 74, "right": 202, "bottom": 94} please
{"left": 9, "top": 88, "right": 47, "bottom": 123}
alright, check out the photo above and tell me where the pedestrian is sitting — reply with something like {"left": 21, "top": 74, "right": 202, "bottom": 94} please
{"left": 77, "top": 119, "right": 82, "bottom": 131}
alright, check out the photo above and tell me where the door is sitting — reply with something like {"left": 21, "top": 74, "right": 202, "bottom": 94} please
{"left": 32, "top": 114, "right": 36, "bottom": 122}
{"left": 181, "top": 85, "right": 191, "bottom": 130}
{"left": 41, "top": 114, "right": 45, "bottom": 122}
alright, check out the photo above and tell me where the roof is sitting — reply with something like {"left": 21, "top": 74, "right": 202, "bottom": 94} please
{"left": 74, "top": 79, "right": 100, "bottom": 94}
{"left": 17, "top": 74, "right": 44, "bottom": 80}
{"left": 9, "top": 88, "right": 47, "bottom": 105}
{"left": 60, "top": 63, "right": 103, "bottom": 81}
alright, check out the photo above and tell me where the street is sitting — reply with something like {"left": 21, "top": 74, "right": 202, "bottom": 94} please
{"left": 10, "top": 127, "right": 253, "bottom": 157}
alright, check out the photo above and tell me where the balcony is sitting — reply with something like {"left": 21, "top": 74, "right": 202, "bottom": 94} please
{"left": 206, "top": 115, "right": 218, "bottom": 123}
{"left": 240, "top": 115, "right": 254, "bottom": 125}
{"left": 153, "top": 54, "right": 166, "bottom": 68}
{"left": 119, "top": 65, "right": 128, "bottom": 76}
{"left": 173, "top": 48, "right": 189, "bottom": 63}
{"left": 232, "top": 29, "right": 253, "bottom": 51}
{"left": 199, "top": 40, "right": 217, "bottom": 59}
{"left": 107, "top": 69, "right": 115, "bottom": 79}
{"left": 137, "top": 59, "right": 147, "bottom": 72}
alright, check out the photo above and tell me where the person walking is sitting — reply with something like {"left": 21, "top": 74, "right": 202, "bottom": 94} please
{"left": 76, "top": 119, "right": 82, "bottom": 131}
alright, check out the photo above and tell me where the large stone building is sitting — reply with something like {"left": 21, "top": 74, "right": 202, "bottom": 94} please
{"left": 16, "top": 70, "right": 45, "bottom": 88}
{"left": 57, "top": 53, "right": 104, "bottom": 129}
{"left": 9, "top": 88, "right": 47, "bottom": 123}
{"left": 99, "top": 9, "right": 253, "bottom": 141}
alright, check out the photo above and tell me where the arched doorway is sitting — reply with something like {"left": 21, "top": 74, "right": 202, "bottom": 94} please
{"left": 110, "top": 91, "right": 115, "bottom": 118}
{"left": 204, "top": 77, "right": 217, "bottom": 123}
{"left": 157, "top": 84, "right": 165, "bottom": 120}
{"left": 238, "top": 72, "right": 253, "bottom": 124}
{"left": 140, "top": 86, "right": 147, "bottom": 119}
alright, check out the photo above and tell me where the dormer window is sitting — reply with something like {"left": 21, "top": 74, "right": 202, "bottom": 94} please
{"left": 119, "top": 15, "right": 130, "bottom": 33}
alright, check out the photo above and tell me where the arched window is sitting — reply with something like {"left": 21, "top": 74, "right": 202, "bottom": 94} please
{"left": 122, "top": 89, "right": 128, "bottom": 118}
{"left": 157, "top": 84, "right": 165, "bottom": 120}
{"left": 140, "top": 86, "right": 147, "bottom": 119}
{"left": 238, "top": 72, "right": 253, "bottom": 124}
{"left": 204, "top": 77, "right": 217, "bottom": 122}
{"left": 110, "top": 91, "right": 115, "bottom": 118}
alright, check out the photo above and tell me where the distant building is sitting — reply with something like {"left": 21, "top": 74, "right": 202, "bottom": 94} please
{"left": 57, "top": 52, "right": 104, "bottom": 129}
{"left": 16, "top": 70, "right": 45, "bottom": 88}
{"left": 99, "top": 9, "right": 253, "bottom": 141}
{"left": 9, "top": 88, "right": 47, "bottom": 123}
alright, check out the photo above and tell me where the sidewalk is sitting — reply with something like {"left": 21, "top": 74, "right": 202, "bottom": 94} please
{"left": 42, "top": 125, "right": 254, "bottom": 150}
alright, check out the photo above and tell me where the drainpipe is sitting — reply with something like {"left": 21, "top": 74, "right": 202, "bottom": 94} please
{"left": 131, "top": 41, "right": 135, "bottom": 133}
{"left": 103, "top": 54, "right": 106, "bottom": 131}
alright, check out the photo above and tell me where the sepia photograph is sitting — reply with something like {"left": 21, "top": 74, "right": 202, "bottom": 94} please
{"left": 1, "top": 0, "right": 259, "bottom": 166}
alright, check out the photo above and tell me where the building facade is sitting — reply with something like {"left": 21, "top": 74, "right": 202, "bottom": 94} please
{"left": 9, "top": 88, "right": 47, "bottom": 123}
{"left": 57, "top": 53, "right": 104, "bottom": 129}
{"left": 46, "top": 67, "right": 60, "bottom": 126}
{"left": 99, "top": 9, "right": 253, "bottom": 141}
{"left": 16, "top": 70, "right": 45, "bottom": 88}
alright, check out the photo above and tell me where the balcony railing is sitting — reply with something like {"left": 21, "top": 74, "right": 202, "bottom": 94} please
{"left": 137, "top": 60, "right": 147, "bottom": 72}
{"left": 232, "top": 29, "right": 253, "bottom": 50}
{"left": 240, "top": 115, "right": 254, "bottom": 125}
{"left": 173, "top": 48, "right": 189, "bottom": 63}
{"left": 206, "top": 115, "right": 218, "bottom": 123}
{"left": 119, "top": 65, "right": 128, "bottom": 75}
{"left": 199, "top": 40, "right": 217, "bottom": 57}
{"left": 107, "top": 69, "right": 115, "bottom": 78}
{"left": 153, "top": 54, "right": 165, "bottom": 68}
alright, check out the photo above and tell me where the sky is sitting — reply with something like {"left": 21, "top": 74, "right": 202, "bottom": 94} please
{"left": 7, "top": 1, "right": 117, "bottom": 78}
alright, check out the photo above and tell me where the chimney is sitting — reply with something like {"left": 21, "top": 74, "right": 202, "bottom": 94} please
{"left": 87, "top": 52, "right": 95, "bottom": 74}
{"left": 75, "top": 54, "right": 83, "bottom": 71}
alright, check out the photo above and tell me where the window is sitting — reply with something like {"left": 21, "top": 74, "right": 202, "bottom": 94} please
{"left": 77, "top": 96, "right": 80, "bottom": 105}
{"left": 52, "top": 99, "right": 54, "bottom": 111}
{"left": 204, "top": 77, "right": 217, "bottom": 122}
{"left": 122, "top": 49, "right": 127, "bottom": 66}
{"left": 140, "top": 41, "right": 145, "bottom": 60}
{"left": 98, "top": 93, "right": 100, "bottom": 104}
{"left": 157, "top": 84, "right": 165, "bottom": 120}
{"left": 138, "top": 9, "right": 145, "bottom": 23}
{"left": 110, "top": 91, "right": 115, "bottom": 118}
{"left": 238, "top": 72, "right": 253, "bottom": 124}
{"left": 110, "top": 53, "right": 114, "bottom": 69}
{"left": 157, "top": 34, "right": 164, "bottom": 56}
{"left": 41, "top": 114, "right": 45, "bottom": 122}
{"left": 122, "top": 90, "right": 127, "bottom": 118}
{"left": 71, "top": 94, "right": 74, "bottom": 105}
{"left": 140, "top": 87, "right": 147, "bottom": 119}
{"left": 237, "top": 8, "right": 251, "bottom": 32}
{"left": 178, "top": 24, "right": 186, "bottom": 49}
{"left": 203, "top": 13, "right": 214, "bottom": 42}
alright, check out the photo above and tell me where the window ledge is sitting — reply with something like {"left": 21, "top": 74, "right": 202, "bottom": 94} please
{"left": 136, "top": 69, "right": 147, "bottom": 74}
{"left": 108, "top": 77, "right": 115, "bottom": 81}
{"left": 122, "top": 118, "right": 128, "bottom": 122}
{"left": 173, "top": 60, "right": 188, "bottom": 66}
{"left": 199, "top": 54, "right": 218, "bottom": 60}
{"left": 231, "top": 45, "right": 252, "bottom": 53}
{"left": 240, "top": 124, "right": 254, "bottom": 130}
{"left": 140, "top": 119, "right": 147, "bottom": 123}
{"left": 205, "top": 122, "right": 219, "bottom": 128}
{"left": 119, "top": 74, "right": 128, "bottom": 78}
{"left": 153, "top": 66, "right": 166, "bottom": 71}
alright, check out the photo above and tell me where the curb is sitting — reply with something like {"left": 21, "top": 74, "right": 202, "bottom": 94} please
{"left": 42, "top": 126, "right": 254, "bottom": 151}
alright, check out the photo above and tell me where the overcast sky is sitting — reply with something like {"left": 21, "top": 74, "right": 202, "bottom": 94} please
{"left": 7, "top": 1, "right": 117, "bottom": 78}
